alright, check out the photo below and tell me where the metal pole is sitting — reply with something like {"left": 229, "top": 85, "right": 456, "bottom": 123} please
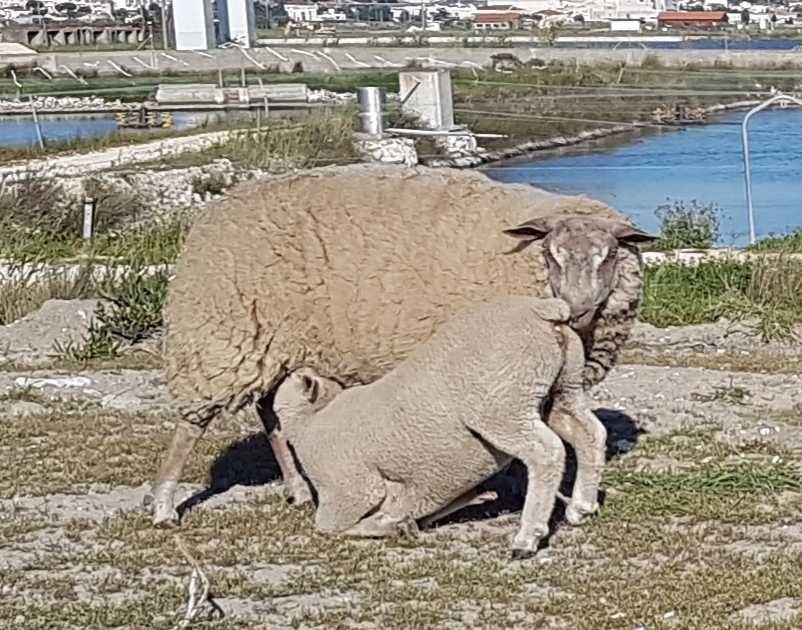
{"left": 741, "top": 92, "right": 802, "bottom": 245}
{"left": 82, "top": 198, "right": 95, "bottom": 240}
{"left": 161, "top": 0, "right": 169, "bottom": 49}
{"left": 356, "top": 86, "right": 386, "bottom": 136}
{"left": 29, "top": 96, "right": 45, "bottom": 151}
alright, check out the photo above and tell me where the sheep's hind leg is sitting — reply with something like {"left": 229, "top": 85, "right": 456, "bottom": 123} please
{"left": 466, "top": 412, "right": 565, "bottom": 560}
{"left": 146, "top": 415, "right": 208, "bottom": 527}
{"left": 548, "top": 396, "right": 607, "bottom": 526}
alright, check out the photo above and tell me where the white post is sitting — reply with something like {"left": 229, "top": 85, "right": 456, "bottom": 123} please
{"left": 82, "top": 198, "right": 95, "bottom": 240}
{"left": 30, "top": 96, "right": 45, "bottom": 150}
{"left": 741, "top": 93, "right": 802, "bottom": 245}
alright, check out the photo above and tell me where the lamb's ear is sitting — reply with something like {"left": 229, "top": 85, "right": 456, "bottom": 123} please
{"left": 611, "top": 222, "right": 659, "bottom": 244}
{"left": 300, "top": 374, "right": 320, "bottom": 404}
{"left": 502, "top": 217, "right": 554, "bottom": 254}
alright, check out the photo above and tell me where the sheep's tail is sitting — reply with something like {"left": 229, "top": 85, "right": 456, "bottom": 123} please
{"left": 582, "top": 245, "right": 643, "bottom": 390}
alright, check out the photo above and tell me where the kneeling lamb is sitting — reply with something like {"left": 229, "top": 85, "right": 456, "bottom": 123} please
{"left": 275, "top": 296, "right": 603, "bottom": 558}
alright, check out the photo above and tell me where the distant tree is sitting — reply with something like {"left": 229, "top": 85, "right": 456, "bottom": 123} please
{"left": 55, "top": 2, "right": 77, "bottom": 14}
{"left": 741, "top": 8, "right": 750, "bottom": 24}
{"left": 25, "top": 0, "right": 46, "bottom": 15}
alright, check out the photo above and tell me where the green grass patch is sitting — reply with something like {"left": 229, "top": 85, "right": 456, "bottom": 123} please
{"left": 749, "top": 229, "right": 802, "bottom": 253}
{"left": 641, "top": 257, "right": 802, "bottom": 340}
{"left": 603, "top": 462, "right": 801, "bottom": 521}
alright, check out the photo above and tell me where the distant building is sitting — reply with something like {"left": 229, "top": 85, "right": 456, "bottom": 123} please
{"left": 473, "top": 10, "right": 522, "bottom": 29}
{"left": 218, "top": 0, "right": 256, "bottom": 46}
{"left": 486, "top": 0, "right": 560, "bottom": 13}
{"left": 172, "top": 0, "right": 215, "bottom": 49}
{"left": 609, "top": 16, "right": 642, "bottom": 30}
{"left": 284, "top": 1, "right": 317, "bottom": 23}
{"left": 658, "top": 10, "right": 728, "bottom": 27}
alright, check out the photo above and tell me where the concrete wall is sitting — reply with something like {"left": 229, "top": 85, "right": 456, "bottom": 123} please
{"left": 37, "top": 46, "right": 802, "bottom": 77}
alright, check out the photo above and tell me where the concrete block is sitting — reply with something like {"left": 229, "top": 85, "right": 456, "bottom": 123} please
{"left": 399, "top": 69, "right": 454, "bottom": 130}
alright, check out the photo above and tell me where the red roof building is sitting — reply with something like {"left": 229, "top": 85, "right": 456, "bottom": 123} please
{"left": 658, "top": 11, "right": 729, "bottom": 28}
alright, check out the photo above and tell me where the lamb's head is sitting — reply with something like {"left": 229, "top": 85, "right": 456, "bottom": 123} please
{"left": 274, "top": 368, "right": 343, "bottom": 431}
{"left": 503, "top": 215, "right": 657, "bottom": 331}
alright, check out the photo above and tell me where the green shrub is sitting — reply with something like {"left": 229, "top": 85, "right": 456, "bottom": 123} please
{"left": 57, "top": 265, "right": 169, "bottom": 362}
{"left": 653, "top": 199, "right": 721, "bottom": 251}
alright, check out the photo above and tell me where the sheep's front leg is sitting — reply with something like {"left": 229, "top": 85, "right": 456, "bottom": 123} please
{"left": 254, "top": 401, "right": 312, "bottom": 506}
{"left": 548, "top": 395, "right": 607, "bottom": 526}
{"left": 466, "top": 412, "right": 565, "bottom": 559}
{"left": 146, "top": 416, "right": 207, "bottom": 527}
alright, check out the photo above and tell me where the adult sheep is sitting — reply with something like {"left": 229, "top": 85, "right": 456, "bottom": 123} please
{"left": 148, "top": 163, "right": 656, "bottom": 526}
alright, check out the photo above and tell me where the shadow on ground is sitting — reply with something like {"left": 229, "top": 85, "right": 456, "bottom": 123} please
{"left": 181, "top": 408, "right": 644, "bottom": 531}
{"left": 178, "top": 432, "right": 281, "bottom": 516}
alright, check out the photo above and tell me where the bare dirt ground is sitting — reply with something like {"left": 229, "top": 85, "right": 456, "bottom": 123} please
{"left": 3, "top": 303, "right": 802, "bottom": 629}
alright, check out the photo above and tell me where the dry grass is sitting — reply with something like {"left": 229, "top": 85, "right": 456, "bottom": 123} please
{"left": 3, "top": 391, "right": 802, "bottom": 629}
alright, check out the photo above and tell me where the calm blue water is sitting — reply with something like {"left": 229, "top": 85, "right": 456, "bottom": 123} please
{"left": 0, "top": 111, "right": 219, "bottom": 149}
{"left": 484, "top": 108, "right": 802, "bottom": 246}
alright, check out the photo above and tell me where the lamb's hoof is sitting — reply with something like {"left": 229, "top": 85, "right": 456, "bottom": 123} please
{"left": 565, "top": 502, "right": 599, "bottom": 526}
{"left": 286, "top": 483, "right": 313, "bottom": 507}
{"left": 397, "top": 517, "right": 420, "bottom": 540}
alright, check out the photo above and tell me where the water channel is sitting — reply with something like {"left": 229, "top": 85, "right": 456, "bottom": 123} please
{"left": 484, "top": 107, "right": 802, "bottom": 246}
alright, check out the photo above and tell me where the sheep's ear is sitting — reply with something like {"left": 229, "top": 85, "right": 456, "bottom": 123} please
{"left": 300, "top": 374, "right": 319, "bottom": 404}
{"left": 502, "top": 217, "right": 554, "bottom": 254}
{"left": 502, "top": 217, "right": 554, "bottom": 242}
{"left": 611, "top": 223, "right": 659, "bottom": 244}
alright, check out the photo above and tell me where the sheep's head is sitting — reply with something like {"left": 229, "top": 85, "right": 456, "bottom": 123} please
{"left": 503, "top": 215, "right": 657, "bottom": 331}
{"left": 274, "top": 368, "right": 343, "bottom": 431}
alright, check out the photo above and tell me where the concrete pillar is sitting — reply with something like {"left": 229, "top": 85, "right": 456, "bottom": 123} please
{"left": 398, "top": 69, "right": 455, "bottom": 131}
{"left": 218, "top": 0, "right": 256, "bottom": 47}
{"left": 172, "top": 0, "right": 216, "bottom": 50}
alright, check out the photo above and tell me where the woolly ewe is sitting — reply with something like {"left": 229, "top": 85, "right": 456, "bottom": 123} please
{"left": 147, "top": 164, "right": 656, "bottom": 526}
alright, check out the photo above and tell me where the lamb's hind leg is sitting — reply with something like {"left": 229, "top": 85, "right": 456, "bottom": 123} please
{"left": 548, "top": 396, "right": 606, "bottom": 526}
{"left": 467, "top": 412, "right": 565, "bottom": 559}
{"left": 341, "top": 480, "right": 419, "bottom": 539}
{"left": 146, "top": 412, "right": 210, "bottom": 527}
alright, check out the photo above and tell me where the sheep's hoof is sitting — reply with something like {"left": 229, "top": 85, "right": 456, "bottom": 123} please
{"left": 510, "top": 530, "right": 543, "bottom": 560}
{"left": 510, "top": 547, "right": 538, "bottom": 562}
{"left": 565, "top": 502, "right": 599, "bottom": 526}
{"left": 152, "top": 506, "right": 181, "bottom": 528}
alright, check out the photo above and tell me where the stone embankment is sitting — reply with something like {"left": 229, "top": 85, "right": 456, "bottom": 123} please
{"left": 0, "top": 95, "right": 136, "bottom": 115}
